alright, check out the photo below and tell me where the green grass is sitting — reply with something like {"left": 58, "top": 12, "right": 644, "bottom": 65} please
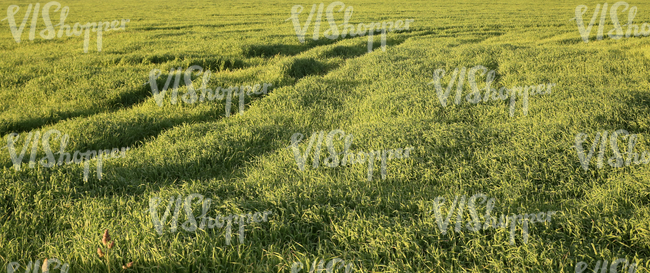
{"left": 1, "top": 0, "right": 650, "bottom": 272}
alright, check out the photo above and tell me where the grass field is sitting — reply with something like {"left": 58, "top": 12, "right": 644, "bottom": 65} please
{"left": 1, "top": 0, "right": 650, "bottom": 272}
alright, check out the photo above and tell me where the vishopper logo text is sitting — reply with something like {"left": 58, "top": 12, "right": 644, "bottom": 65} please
{"left": 430, "top": 193, "right": 558, "bottom": 245}
{"left": 575, "top": 129, "right": 650, "bottom": 170}
{"left": 575, "top": 258, "right": 638, "bottom": 273}
{"left": 429, "top": 65, "right": 556, "bottom": 117}
{"left": 6, "top": 258, "right": 70, "bottom": 273}
{"left": 149, "top": 194, "right": 273, "bottom": 245}
{"left": 1, "top": 1, "right": 129, "bottom": 52}
{"left": 287, "top": 1, "right": 414, "bottom": 52}
{"left": 573, "top": 1, "right": 650, "bottom": 43}
{"left": 289, "top": 129, "right": 414, "bottom": 181}
{"left": 147, "top": 66, "right": 272, "bottom": 117}
{"left": 291, "top": 258, "right": 354, "bottom": 273}
{"left": 3, "top": 129, "right": 129, "bottom": 181}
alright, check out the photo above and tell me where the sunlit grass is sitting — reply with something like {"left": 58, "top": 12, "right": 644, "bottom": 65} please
{"left": 0, "top": 0, "right": 649, "bottom": 272}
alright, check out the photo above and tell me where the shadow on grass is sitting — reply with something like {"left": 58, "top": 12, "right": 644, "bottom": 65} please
{"left": 0, "top": 108, "right": 104, "bottom": 138}
{"left": 0, "top": 193, "right": 14, "bottom": 222}
{"left": 0, "top": 83, "right": 152, "bottom": 137}
{"left": 243, "top": 28, "right": 416, "bottom": 59}
{"left": 617, "top": 90, "right": 650, "bottom": 134}
{"left": 283, "top": 58, "right": 330, "bottom": 80}
{"left": 242, "top": 39, "right": 339, "bottom": 58}
{"left": 278, "top": 38, "right": 410, "bottom": 81}
{"left": 555, "top": 37, "right": 586, "bottom": 45}
{"left": 324, "top": 35, "right": 408, "bottom": 59}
